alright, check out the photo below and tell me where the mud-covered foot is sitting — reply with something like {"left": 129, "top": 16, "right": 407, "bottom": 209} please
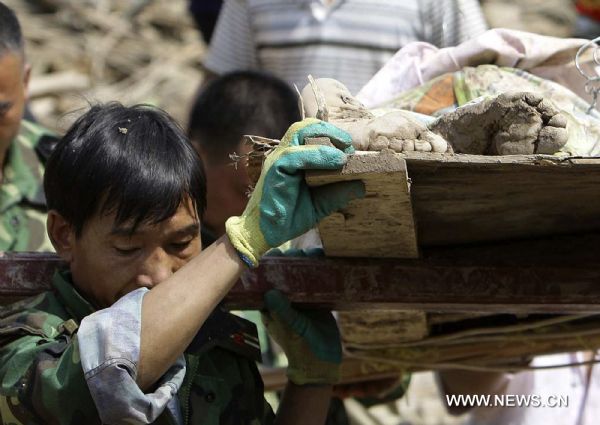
{"left": 301, "top": 78, "right": 451, "bottom": 153}
{"left": 357, "top": 111, "right": 450, "bottom": 153}
{"left": 429, "top": 92, "right": 569, "bottom": 155}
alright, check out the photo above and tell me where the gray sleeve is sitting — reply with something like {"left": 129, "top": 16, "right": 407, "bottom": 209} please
{"left": 423, "top": 0, "right": 489, "bottom": 48}
{"left": 77, "top": 288, "right": 186, "bottom": 424}
{"left": 203, "top": 0, "right": 259, "bottom": 74}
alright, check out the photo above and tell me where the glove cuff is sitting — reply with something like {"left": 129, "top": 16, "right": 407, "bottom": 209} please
{"left": 225, "top": 216, "right": 264, "bottom": 268}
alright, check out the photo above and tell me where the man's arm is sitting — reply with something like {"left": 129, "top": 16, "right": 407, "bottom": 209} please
{"left": 425, "top": 0, "right": 488, "bottom": 48}
{"left": 138, "top": 234, "right": 245, "bottom": 390}
{"left": 262, "top": 289, "right": 343, "bottom": 425}
{"left": 0, "top": 333, "right": 100, "bottom": 424}
{"left": 276, "top": 383, "right": 333, "bottom": 425}
{"left": 76, "top": 237, "right": 244, "bottom": 423}
{"left": 137, "top": 119, "right": 362, "bottom": 390}
{"left": 202, "top": 0, "right": 258, "bottom": 75}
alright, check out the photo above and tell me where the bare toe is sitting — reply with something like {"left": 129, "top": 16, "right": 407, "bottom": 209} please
{"left": 537, "top": 99, "right": 560, "bottom": 121}
{"left": 402, "top": 140, "right": 415, "bottom": 151}
{"left": 388, "top": 138, "right": 404, "bottom": 152}
{"left": 523, "top": 92, "right": 543, "bottom": 106}
{"left": 537, "top": 126, "right": 569, "bottom": 154}
{"left": 414, "top": 140, "right": 433, "bottom": 152}
{"left": 369, "top": 135, "right": 389, "bottom": 151}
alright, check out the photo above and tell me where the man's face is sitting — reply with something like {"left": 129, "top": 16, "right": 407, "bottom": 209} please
{"left": 196, "top": 141, "right": 252, "bottom": 236}
{"left": 0, "top": 52, "right": 28, "bottom": 153}
{"left": 52, "top": 199, "right": 201, "bottom": 308}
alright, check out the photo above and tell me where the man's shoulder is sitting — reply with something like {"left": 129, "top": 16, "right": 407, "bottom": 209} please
{"left": 0, "top": 291, "right": 71, "bottom": 347}
{"left": 16, "top": 120, "right": 56, "bottom": 148}
{"left": 15, "top": 120, "right": 59, "bottom": 165}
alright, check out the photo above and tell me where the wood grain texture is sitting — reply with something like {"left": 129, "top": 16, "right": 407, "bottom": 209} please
{"left": 3, "top": 239, "right": 600, "bottom": 313}
{"left": 401, "top": 153, "right": 600, "bottom": 246}
{"left": 306, "top": 151, "right": 419, "bottom": 258}
{"left": 303, "top": 150, "right": 600, "bottom": 253}
{"left": 339, "top": 310, "right": 429, "bottom": 346}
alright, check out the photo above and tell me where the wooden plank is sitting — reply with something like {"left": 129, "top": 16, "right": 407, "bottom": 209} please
{"left": 0, "top": 252, "right": 61, "bottom": 304}
{"left": 238, "top": 256, "right": 600, "bottom": 314}
{"left": 248, "top": 139, "right": 600, "bottom": 253}
{"left": 306, "top": 151, "right": 419, "bottom": 258}
{"left": 400, "top": 152, "right": 600, "bottom": 246}
{"left": 3, "top": 238, "right": 600, "bottom": 313}
{"left": 260, "top": 359, "right": 404, "bottom": 392}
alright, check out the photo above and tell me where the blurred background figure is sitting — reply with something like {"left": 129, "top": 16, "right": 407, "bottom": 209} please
{"left": 187, "top": 70, "right": 301, "bottom": 246}
{"left": 480, "top": 0, "right": 578, "bottom": 38}
{"left": 203, "top": 0, "right": 488, "bottom": 94}
{"left": 188, "top": 0, "right": 223, "bottom": 44}
{"left": 574, "top": 0, "right": 600, "bottom": 38}
{"left": 0, "top": 1, "right": 56, "bottom": 252}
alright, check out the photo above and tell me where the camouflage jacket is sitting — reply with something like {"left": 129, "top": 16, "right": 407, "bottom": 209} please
{"left": 0, "top": 271, "right": 275, "bottom": 425}
{"left": 0, "top": 120, "right": 57, "bottom": 252}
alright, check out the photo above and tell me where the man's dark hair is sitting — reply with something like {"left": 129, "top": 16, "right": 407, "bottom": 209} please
{"left": 188, "top": 70, "right": 301, "bottom": 162}
{"left": 44, "top": 103, "right": 206, "bottom": 235}
{"left": 0, "top": 2, "right": 24, "bottom": 56}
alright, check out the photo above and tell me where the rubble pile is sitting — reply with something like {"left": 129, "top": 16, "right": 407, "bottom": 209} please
{"left": 5, "top": 0, "right": 205, "bottom": 131}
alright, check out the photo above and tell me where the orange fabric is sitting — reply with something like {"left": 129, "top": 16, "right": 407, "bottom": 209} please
{"left": 413, "top": 74, "right": 456, "bottom": 115}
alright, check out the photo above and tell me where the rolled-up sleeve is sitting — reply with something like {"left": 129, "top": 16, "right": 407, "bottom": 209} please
{"left": 77, "top": 288, "right": 186, "bottom": 424}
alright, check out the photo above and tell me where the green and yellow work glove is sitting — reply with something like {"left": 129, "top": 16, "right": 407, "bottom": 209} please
{"left": 225, "top": 118, "right": 365, "bottom": 267}
{"left": 262, "top": 289, "right": 342, "bottom": 385}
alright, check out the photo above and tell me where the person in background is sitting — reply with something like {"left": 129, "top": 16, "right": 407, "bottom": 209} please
{"left": 203, "top": 0, "right": 488, "bottom": 94}
{"left": 187, "top": 70, "right": 301, "bottom": 246}
{"left": 574, "top": 0, "right": 600, "bottom": 38}
{"left": 0, "top": 1, "right": 57, "bottom": 252}
{"left": 188, "top": 0, "right": 224, "bottom": 44}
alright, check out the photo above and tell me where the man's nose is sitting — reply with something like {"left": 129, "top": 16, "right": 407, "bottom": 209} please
{"left": 136, "top": 249, "right": 174, "bottom": 288}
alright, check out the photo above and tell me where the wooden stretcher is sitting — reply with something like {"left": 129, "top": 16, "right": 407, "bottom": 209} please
{"left": 303, "top": 150, "right": 600, "bottom": 257}
{"left": 250, "top": 148, "right": 600, "bottom": 375}
{"left": 2, "top": 152, "right": 600, "bottom": 383}
{"left": 1, "top": 231, "right": 600, "bottom": 389}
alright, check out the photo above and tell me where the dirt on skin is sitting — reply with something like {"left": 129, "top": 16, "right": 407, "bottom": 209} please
{"left": 429, "top": 92, "right": 569, "bottom": 155}
{"left": 302, "top": 79, "right": 569, "bottom": 157}
{"left": 301, "top": 78, "right": 451, "bottom": 154}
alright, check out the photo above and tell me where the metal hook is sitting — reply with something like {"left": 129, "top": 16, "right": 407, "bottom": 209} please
{"left": 575, "top": 36, "right": 600, "bottom": 114}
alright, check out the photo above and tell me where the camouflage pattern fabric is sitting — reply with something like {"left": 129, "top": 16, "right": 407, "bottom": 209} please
{"left": 180, "top": 308, "right": 274, "bottom": 425}
{"left": 0, "top": 271, "right": 275, "bottom": 425}
{"left": 0, "top": 120, "right": 56, "bottom": 252}
{"left": 0, "top": 271, "right": 99, "bottom": 424}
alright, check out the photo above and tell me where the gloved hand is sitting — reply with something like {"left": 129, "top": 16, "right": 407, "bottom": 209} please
{"left": 225, "top": 118, "right": 365, "bottom": 267}
{"left": 262, "top": 289, "right": 341, "bottom": 386}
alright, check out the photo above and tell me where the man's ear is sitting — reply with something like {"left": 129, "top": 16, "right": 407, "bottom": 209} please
{"left": 23, "top": 63, "right": 31, "bottom": 100}
{"left": 47, "top": 210, "right": 75, "bottom": 262}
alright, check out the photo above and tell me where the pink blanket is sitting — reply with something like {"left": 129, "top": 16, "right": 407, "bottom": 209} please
{"left": 357, "top": 29, "right": 598, "bottom": 109}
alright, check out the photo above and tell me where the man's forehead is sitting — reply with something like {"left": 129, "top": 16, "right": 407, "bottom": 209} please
{"left": 106, "top": 203, "right": 200, "bottom": 237}
{"left": 109, "top": 220, "right": 200, "bottom": 238}
{"left": 0, "top": 52, "right": 25, "bottom": 92}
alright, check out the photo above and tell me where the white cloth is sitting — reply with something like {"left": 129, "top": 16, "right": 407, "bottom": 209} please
{"left": 357, "top": 28, "right": 597, "bottom": 108}
{"left": 204, "top": 0, "right": 487, "bottom": 94}
{"left": 468, "top": 352, "right": 600, "bottom": 425}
